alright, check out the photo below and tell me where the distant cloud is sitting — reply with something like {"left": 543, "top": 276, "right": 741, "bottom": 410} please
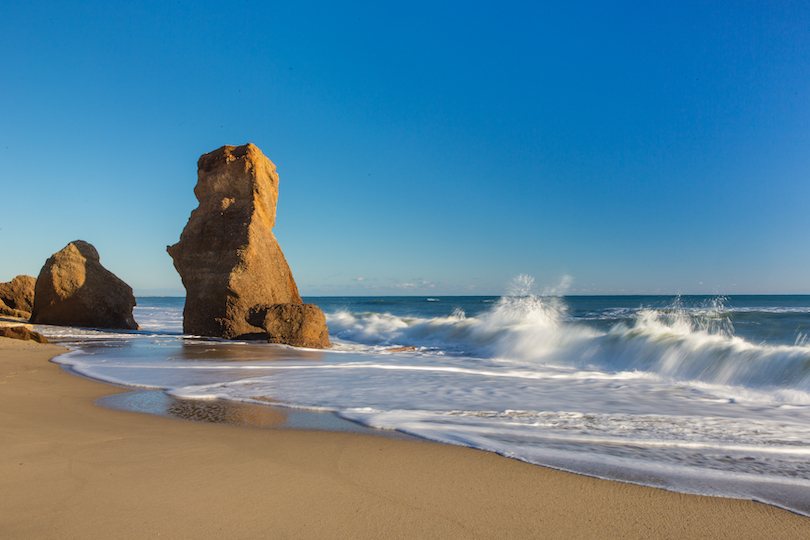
{"left": 392, "top": 280, "right": 437, "bottom": 290}
{"left": 354, "top": 277, "right": 365, "bottom": 282}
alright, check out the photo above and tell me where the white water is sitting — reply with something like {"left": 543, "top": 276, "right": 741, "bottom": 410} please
{"left": 42, "top": 281, "right": 810, "bottom": 515}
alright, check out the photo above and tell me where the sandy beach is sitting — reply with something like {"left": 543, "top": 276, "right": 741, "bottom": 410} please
{"left": 2, "top": 337, "right": 810, "bottom": 539}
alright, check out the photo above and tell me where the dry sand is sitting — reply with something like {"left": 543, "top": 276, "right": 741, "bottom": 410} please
{"left": 2, "top": 336, "right": 810, "bottom": 539}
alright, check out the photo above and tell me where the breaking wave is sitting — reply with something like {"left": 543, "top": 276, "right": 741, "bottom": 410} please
{"left": 326, "top": 279, "right": 810, "bottom": 399}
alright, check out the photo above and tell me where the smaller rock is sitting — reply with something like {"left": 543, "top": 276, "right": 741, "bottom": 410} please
{"left": 0, "top": 326, "right": 50, "bottom": 343}
{"left": 244, "top": 303, "right": 331, "bottom": 349}
{"left": 30, "top": 241, "right": 140, "bottom": 330}
{"left": 386, "top": 346, "right": 417, "bottom": 352}
{"left": 0, "top": 275, "right": 36, "bottom": 317}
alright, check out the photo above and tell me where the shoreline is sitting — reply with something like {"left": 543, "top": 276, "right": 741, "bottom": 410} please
{"left": 94, "top": 386, "right": 428, "bottom": 441}
{"left": 3, "top": 337, "right": 810, "bottom": 538}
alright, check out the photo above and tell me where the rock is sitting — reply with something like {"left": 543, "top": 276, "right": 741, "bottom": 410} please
{"left": 167, "top": 143, "right": 330, "bottom": 347}
{"left": 386, "top": 346, "right": 417, "bottom": 352}
{"left": 0, "top": 325, "right": 50, "bottom": 343}
{"left": 0, "top": 299, "right": 30, "bottom": 319}
{"left": 30, "top": 241, "right": 140, "bottom": 330}
{"left": 245, "top": 303, "right": 331, "bottom": 348}
{"left": 0, "top": 275, "right": 36, "bottom": 317}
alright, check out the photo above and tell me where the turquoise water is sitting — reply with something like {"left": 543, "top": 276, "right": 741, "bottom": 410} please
{"left": 40, "top": 284, "right": 810, "bottom": 515}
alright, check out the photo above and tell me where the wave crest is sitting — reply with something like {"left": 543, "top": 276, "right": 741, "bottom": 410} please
{"left": 325, "top": 279, "right": 810, "bottom": 398}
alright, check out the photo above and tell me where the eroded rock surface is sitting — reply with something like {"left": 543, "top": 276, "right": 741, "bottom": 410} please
{"left": 167, "top": 143, "right": 329, "bottom": 347}
{"left": 30, "top": 241, "right": 139, "bottom": 330}
{"left": 0, "top": 275, "right": 36, "bottom": 318}
{"left": 0, "top": 299, "right": 29, "bottom": 319}
{"left": 245, "top": 303, "right": 330, "bottom": 348}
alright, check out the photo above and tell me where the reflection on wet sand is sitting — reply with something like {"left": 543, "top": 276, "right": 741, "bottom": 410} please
{"left": 53, "top": 331, "right": 420, "bottom": 439}
{"left": 165, "top": 396, "right": 288, "bottom": 428}
{"left": 172, "top": 339, "right": 326, "bottom": 363}
{"left": 47, "top": 334, "right": 326, "bottom": 365}
{"left": 96, "top": 390, "right": 422, "bottom": 440}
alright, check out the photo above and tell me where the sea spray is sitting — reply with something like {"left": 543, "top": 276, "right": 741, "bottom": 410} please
{"left": 327, "top": 274, "right": 586, "bottom": 359}
{"left": 590, "top": 302, "right": 810, "bottom": 396}
{"left": 327, "top": 288, "right": 810, "bottom": 398}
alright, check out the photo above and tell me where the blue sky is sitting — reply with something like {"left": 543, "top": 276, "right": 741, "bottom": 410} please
{"left": 2, "top": 1, "right": 808, "bottom": 296}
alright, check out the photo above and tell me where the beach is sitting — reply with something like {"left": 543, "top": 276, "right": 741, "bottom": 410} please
{"left": 3, "top": 337, "right": 810, "bottom": 539}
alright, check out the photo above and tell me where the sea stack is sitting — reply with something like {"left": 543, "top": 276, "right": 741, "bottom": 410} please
{"left": 167, "top": 143, "right": 330, "bottom": 348}
{"left": 30, "top": 240, "right": 140, "bottom": 330}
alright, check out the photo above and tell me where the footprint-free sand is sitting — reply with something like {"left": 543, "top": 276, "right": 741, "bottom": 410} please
{"left": 2, "top": 337, "right": 809, "bottom": 539}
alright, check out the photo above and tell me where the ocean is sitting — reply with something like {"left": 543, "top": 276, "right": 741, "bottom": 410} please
{"left": 38, "top": 277, "right": 810, "bottom": 515}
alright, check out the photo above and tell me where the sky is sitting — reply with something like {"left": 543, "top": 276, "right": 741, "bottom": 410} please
{"left": 1, "top": 1, "right": 809, "bottom": 296}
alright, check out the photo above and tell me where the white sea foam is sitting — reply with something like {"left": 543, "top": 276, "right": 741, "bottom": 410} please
{"left": 133, "top": 304, "right": 184, "bottom": 334}
{"left": 326, "top": 288, "right": 810, "bottom": 398}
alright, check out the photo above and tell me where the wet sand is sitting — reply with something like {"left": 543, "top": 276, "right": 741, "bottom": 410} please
{"left": 2, "top": 336, "right": 810, "bottom": 539}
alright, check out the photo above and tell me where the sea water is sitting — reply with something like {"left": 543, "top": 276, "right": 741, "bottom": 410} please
{"left": 39, "top": 277, "right": 810, "bottom": 515}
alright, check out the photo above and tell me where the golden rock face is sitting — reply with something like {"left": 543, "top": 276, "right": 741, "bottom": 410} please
{"left": 168, "top": 143, "right": 329, "bottom": 348}
{"left": 30, "top": 240, "right": 139, "bottom": 330}
{"left": 0, "top": 274, "right": 36, "bottom": 318}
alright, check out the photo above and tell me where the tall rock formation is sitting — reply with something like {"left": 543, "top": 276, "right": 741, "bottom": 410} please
{"left": 0, "top": 275, "right": 36, "bottom": 319}
{"left": 30, "top": 241, "right": 140, "bottom": 330}
{"left": 167, "top": 143, "right": 330, "bottom": 347}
